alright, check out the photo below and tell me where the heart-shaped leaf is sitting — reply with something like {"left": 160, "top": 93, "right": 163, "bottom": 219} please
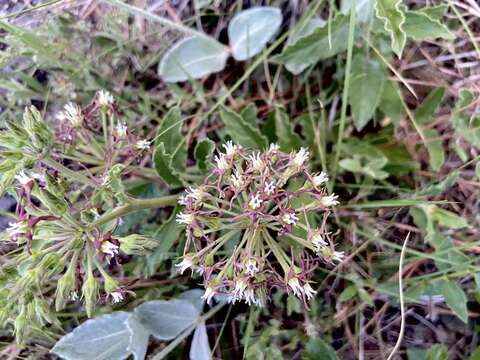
{"left": 228, "top": 7, "right": 282, "bottom": 61}
{"left": 51, "top": 312, "right": 131, "bottom": 360}
{"left": 133, "top": 299, "right": 200, "bottom": 340}
{"left": 159, "top": 36, "right": 229, "bottom": 82}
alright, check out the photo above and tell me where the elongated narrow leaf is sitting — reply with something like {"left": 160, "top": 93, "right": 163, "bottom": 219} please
{"left": 379, "top": 81, "right": 404, "bottom": 124}
{"left": 350, "top": 54, "right": 386, "bottom": 130}
{"left": 374, "top": 0, "right": 407, "bottom": 57}
{"left": 133, "top": 299, "right": 200, "bottom": 340}
{"left": 432, "top": 207, "right": 469, "bottom": 229}
{"left": 159, "top": 36, "right": 229, "bottom": 82}
{"left": 219, "top": 106, "right": 268, "bottom": 149}
{"left": 228, "top": 7, "right": 282, "bottom": 61}
{"left": 441, "top": 279, "right": 469, "bottom": 323}
{"left": 403, "top": 9, "right": 454, "bottom": 41}
{"left": 189, "top": 322, "right": 212, "bottom": 360}
{"left": 51, "top": 312, "right": 131, "bottom": 360}
{"left": 424, "top": 129, "right": 444, "bottom": 172}
{"left": 278, "top": 15, "right": 349, "bottom": 75}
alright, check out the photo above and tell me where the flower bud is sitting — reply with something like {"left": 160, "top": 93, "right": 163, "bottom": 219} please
{"left": 82, "top": 270, "right": 98, "bottom": 318}
{"left": 119, "top": 234, "right": 157, "bottom": 255}
{"left": 22, "top": 106, "right": 53, "bottom": 155}
{"left": 102, "top": 272, "right": 119, "bottom": 294}
{"left": 55, "top": 265, "right": 76, "bottom": 311}
{"left": 14, "top": 306, "right": 28, "bottom": 344}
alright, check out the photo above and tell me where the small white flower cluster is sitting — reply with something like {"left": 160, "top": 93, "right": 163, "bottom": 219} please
{"left": 97, "top": 90, "right": 114, "bottom": 107}
{"left": 175, "top": 143, "right": 343, "bottom": 307}
{"left": 57, "top": 102, "right": 83, "bottom": 127}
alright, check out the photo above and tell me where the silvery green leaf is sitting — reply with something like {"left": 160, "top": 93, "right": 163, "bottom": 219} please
{"left": 51, "top": 312, "right": 131, "bottom": 360}
{"left": 341, "top": 0, "right": 374, "bottom": 23}
{"left": 178, "top": 289, "right": 205, "bottom": 313}
{"left": 189, "top": 322, "right": 211, "bottom": 360}
{"left": 133, "top": 299, "right": 200, "bottom": 340}
{"left": 126, "top": 315, "right": 150, "bottom": 360}
{"left": 228, "top": 7, "right": 282, "bottom": 61}
{"left": 159, "top": 36, "right": 229, "bottom": 82}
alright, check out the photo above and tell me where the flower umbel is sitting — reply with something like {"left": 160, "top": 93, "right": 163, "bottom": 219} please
{"left": 176, "top": 144, "right": 341, "bottom": 306}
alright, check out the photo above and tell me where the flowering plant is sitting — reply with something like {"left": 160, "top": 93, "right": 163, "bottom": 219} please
{"left": 176, "top": 142, "right": 343, "bottom": 306}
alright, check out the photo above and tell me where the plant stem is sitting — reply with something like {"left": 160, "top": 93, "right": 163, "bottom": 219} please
{"left": 41, "top": 156, "right": 98, "bottom": 187}
{"left": 91, "top": 194, "right": 179, "bottom": 227}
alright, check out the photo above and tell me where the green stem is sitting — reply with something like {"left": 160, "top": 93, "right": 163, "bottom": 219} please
{"left": 91, "top": 194, "right": 179, "bottom": 227}
{"left": 41, "top": 156, "right": 98, "bottom": 187}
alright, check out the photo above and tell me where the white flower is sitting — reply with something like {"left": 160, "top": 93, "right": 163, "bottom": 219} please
{"left": 268, "top": 143, "right": 280, "bottom": 153}
{"left": 232, "top": 280, "right": 247, "bottom": 298}
{"left": 249, "top": 193, "right": 263, "bottom": 210}
{"left": 303, "top": 283, "right": 316, "bottom": 301}
{"left": 333, "top": 251, "right": 345, "bottom": 262}
{"left": 231, "top": 171, "right": 244, "bottom": 189}
{"left": 201, "top": 287, "right": 216, "bottom": 305}
{"left": 63, "top": 102, "right": 83, "bottom": 127}
{"left": 282, "top": 212, "right": 298, "bottom": 225}
{"left": 264, "top": 180, "right": 276, "bottom": 195}
{"left": 176, "top": 212, "right": 194, "bottom": 225}
{"left": 175, "top": 257, "right": 194, "bottom": 274}
{"left": 114, "top": 122, "right": 128, "bottom": 139}
{"left": 292, "top": 147, "right": 309, "bottom": 168}
{"left": 215, "top": 154, "right": 229, "bottom": 171}
{"left": 15, "top": 171, "right": 32, "bottom": 186}
{"left": 185, "top": 186, "right": 203, "bottom": 203}
{"left": 245, "top": 259, "right": 259, "bottom": 276}
{"left": 178, "top": 195, "right": 188, "bottom": 206}
{"left": 101, "top": 241, "right": 119, "bottom": 257}
{"left": 6, "top": 221, "right": 26, "bottom": 238}
{"left": 249, "top": 153, "right": 265, "bottom": 172}
{"left": 135, "top": 139, "right": 150, "bottom": 151}
{"left": 321, "top": 194, "right": 339, "bottom": 207}
{"left": 110, "top": 291, "right": 124, "bottom": 303}
{"left": 243, "top": 288, "right": 257, "bottom": 305}
{"left": 222, "top": 141, "right": 241, "bottom": 157}
{"left": 97, "top": 89, "right": 114, "bottom": 107}
{"left": 311, "top": 232, "right": 328, "bottom": 251}
{"left": 288, "top": 277, "right": 303, "bottom": 297}
{"left": 69, "top": 292, "right": 79, "bottom": 301}
{"left": 312, "top": 172, "right": 329, "bottom": 186}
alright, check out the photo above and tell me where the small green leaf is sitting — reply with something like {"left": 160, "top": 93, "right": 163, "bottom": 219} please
{"left": 350, "top": 54, "right": 386, "bottom": 130}
{"left": 379, "top": 80, "right": 404, "bottom": 124}
{"left": 278, "top": 15, "right": 349, "bottom": 75}
{"left": 441, "top": 279, "right": 469, "bottom": 323}
{"left": 194, "top": 138, "right": 215, "bottom": 172}
{"left": 432, "top": 207, "right": 469, "bottom": 229}
{"left": 155, "top": 106, "right": 187, "bottom": 172}
{"left": 417, "top": 171, "right": 458, "bottom": 196}
{"left": 304, "top": 337, "right": 339, "bottom": 360}
{"left": 403, "top": 9, "right": 454, "bottom": 41}
{"left": 228, "top": 6, "right": 282, "bottom": 61}
{"left": 415, "top": 88, "right": 445, "bottom": 125}
{"left": 450, "top": 89, "right": 480, "bottom": 148}
{"left": 159, "top": 36, "right": 229, "bottom": 82}
{"left": 339, "top": 157, "right": 362, "bottom": 173}
{"left": 425, "top": 344, "right": 448, "bottom": 360}
{"left": 274, "top": 106, "right": 302, "bottom": 151}
{"left": 374, "top": 0, "right": 407, "bottom": 57}
{"left": 153, "top": 142, "right": 183, "bottom": 187}
{"left": 339, "top": 285, "right": 357, "bottom": 302}
{"left": 219, "top": 106, "right": 268, "bottom": 149}
{"left": 424, "top": 129, "right": 444, "bottom": 172}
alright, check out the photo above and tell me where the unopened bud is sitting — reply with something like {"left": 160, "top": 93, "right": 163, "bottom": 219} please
{"left": 102, "top": 273, "right": 119, "bottom": 294}
{"left": 119, "top": 234, "right": 157, "bottom": 255}
{"left": 14, "top": 306, "right": 27, "bottom": 344}
{"left": 55, "top": 266, "right": 76, "bottom": 311}
{"left": 82, "top": 271, "right": 98, "bottom": 318}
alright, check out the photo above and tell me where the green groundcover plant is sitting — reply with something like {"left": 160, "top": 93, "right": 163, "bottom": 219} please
{"left": 0, "top": 0, "right": 479, "bottom": 359}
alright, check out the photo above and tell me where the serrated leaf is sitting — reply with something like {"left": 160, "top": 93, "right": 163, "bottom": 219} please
{"left": 155, "top": 107, "right": 186, "bottom": 171}
{"left": 133, "top": 299, "right": 200, "bottom": 340}
{"left": 126, "top": 315, "right": 150, "bottom": 360}
{"left": 51, "top": 312, "right": 131, "bottom": 360}
{"left": 240, "top": 103, "right": 258, "bottom": 127}
{"left": 189, "top": 322, "right": 211, "bottom": 360}
{"left": 228, "top": 7, "right": 282, "bottom": 61}
{"left": 374, "top": 0, "right": 407, "bottom": 57}
{"left": 350, "top": 54, "right": 386, "bottom": 130}
{"left": 274, "top": 106, "right": 301, "bottom": 151}
{"left": 153, "top": 142, "right": 183, "bottom": 187}
{"left": 159, "top": 36, "right": 229, "bottom": 82}
{"left": 194, "top": 138, "right": 215, "bottom": 172}
{"left": 278, "top": 15, "right": 349, "bottom": 75}
{"left": 403, "top": 9, "right": 454, "bottom": 41}
{"left": 219, "top": 106, "right": 268, "bottom": 149}
{"left": 441, "top": 280, "right": 469, "bottom": 323}
{"left": 418, "top": 4, "right": 448, "bottom": 21}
